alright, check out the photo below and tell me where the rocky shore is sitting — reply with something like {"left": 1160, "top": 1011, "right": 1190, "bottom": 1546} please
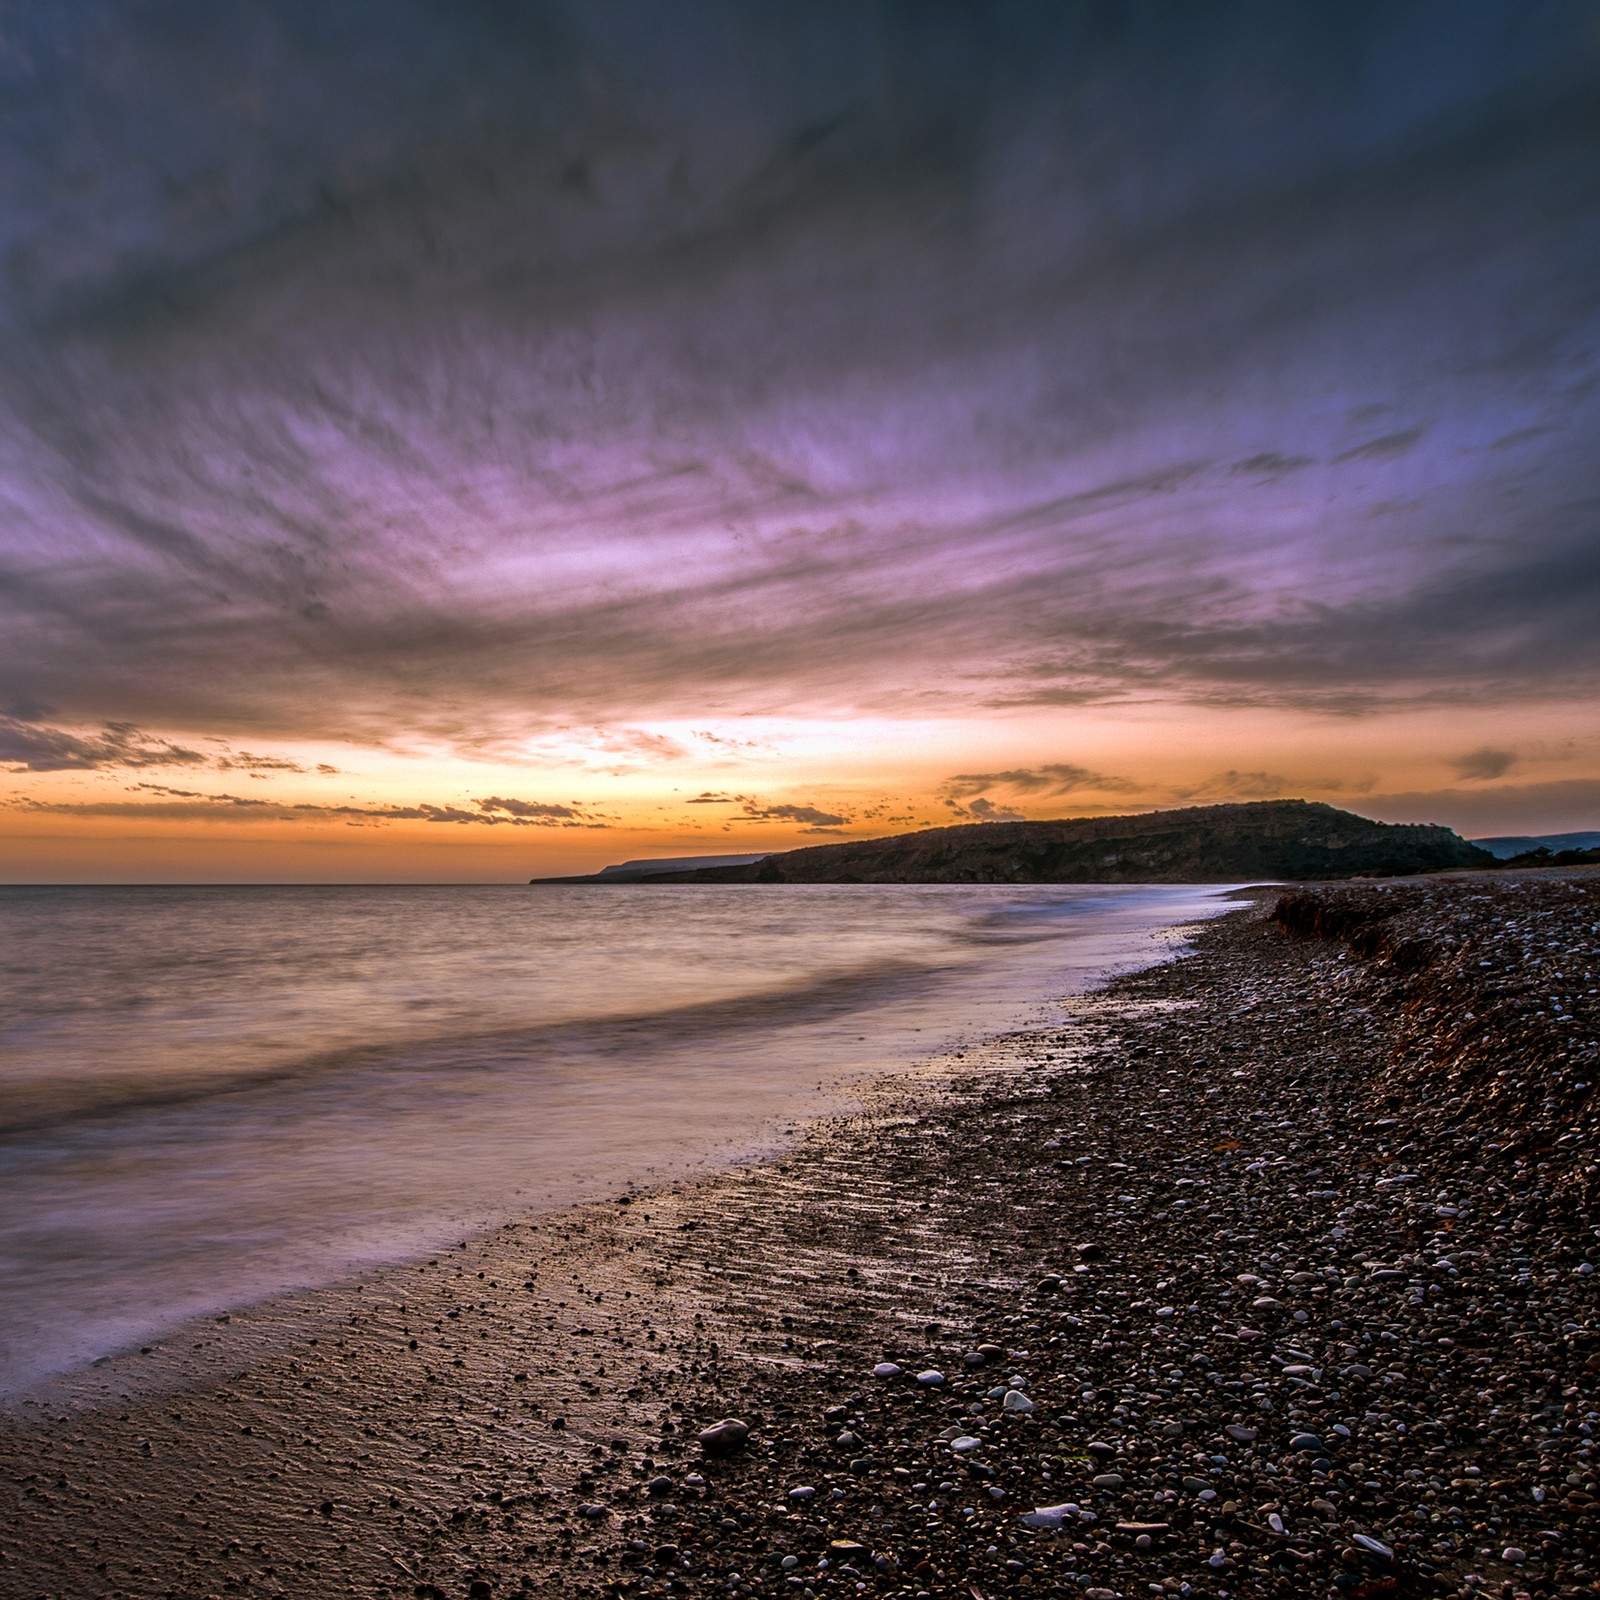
{"left": 0, "top": 872, "right": 1594, "bottom": 1600}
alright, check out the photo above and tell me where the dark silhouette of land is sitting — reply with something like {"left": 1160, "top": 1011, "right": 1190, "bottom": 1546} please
{"left": 534, "top": 800, "right": 1492, "bottom": 884}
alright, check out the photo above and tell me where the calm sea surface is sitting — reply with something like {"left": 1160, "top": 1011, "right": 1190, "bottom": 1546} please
{"left": 0, "top": 883, "right": 1230, "bottom": 1393}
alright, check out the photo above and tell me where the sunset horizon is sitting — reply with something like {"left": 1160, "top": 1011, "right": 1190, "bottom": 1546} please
{"left": 3, "top": 2, "right": 1597, "bottom": 881}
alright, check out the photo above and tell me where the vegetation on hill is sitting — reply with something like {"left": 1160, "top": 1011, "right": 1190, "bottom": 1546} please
{"left": 650, "top": 800, "right": 1493, "bottom": 884}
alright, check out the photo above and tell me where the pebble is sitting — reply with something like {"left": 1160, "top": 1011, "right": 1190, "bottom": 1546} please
{"left": 1019, "top": 1502, "right": 1080, "bottom": 1529}
{"left": 483, "top": 878, "right": 1599, "bottom": 1600}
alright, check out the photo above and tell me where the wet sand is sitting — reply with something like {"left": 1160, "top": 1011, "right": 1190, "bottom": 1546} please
{"left": 0, "top": 874, "right": 1595, "bottom": 1600}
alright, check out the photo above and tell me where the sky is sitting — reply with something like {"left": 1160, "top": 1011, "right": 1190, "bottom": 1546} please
{"left": 1, "top": 0, "right": 1598, "bottom": 881}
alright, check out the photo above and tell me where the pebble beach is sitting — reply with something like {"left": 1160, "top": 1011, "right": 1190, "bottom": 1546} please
{"left": 0, "top": 871, "right": 1595, "bottom": 1600}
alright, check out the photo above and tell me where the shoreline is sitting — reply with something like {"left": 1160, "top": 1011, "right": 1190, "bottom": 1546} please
{"left": 0, "top": 884, "right": 1221, "bottom": 1402}
{"left": 0, "top": 875, "right": 1595, "bottom": 1599}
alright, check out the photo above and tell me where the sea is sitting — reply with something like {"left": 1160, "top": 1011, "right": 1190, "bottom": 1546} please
{"left": 0, "top": 882, "right": 1232, "bottom": 1394}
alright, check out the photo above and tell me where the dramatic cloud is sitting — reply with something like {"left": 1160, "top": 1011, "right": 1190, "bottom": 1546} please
{"left": 0, "top": 0, "right": 1592, "bottom": 759}
{"left": 475, "top": 796, "right": 589, "bottom": 822}
{"left": 942, "top": 765, "right": 1139, "bottom": 802}
{"left": 0, "top": 716, "right": 206, "bottom": 772}
{"left": 940, "top": 763, "right": 1141, "bottom": 819}
{"left": 9, "top": 793, "right": 610, "bottom": 828}
{"left": 740, "top": 803, "right": 850, "bottom": 828}
{"left": 1451, "top": 748, "right": 1519, "bottom": 781}
{"left": 951, "top": 797, "right": 1027, "bottom": 825}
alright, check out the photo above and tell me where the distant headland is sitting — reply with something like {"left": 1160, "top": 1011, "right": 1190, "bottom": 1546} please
{"left": 531, "top": 799, "right": 1497, "bottom": 885}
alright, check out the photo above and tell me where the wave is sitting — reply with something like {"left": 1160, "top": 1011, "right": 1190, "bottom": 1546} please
{"left": 0, "top": 953, "right": 947, "bottom": 1145}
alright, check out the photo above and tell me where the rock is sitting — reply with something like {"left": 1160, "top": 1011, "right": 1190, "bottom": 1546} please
{"left": 647, "top": 1475, "right": 673, "bottom": 1496}
{"left": 871, "top": 1362, "right": 902, "bottom": 1379}
{"left": 1502, "top": 1546, "right": 1527, "bottom": 1563}
{"left": 1075, "top": 1243, "right": 1104, "bottom": 1261}
{"left": 1289, "top": 1432, "right": 1327, "bottom": 1453}
{"left": 950, "top": 1435, "right": 982, "bottom": 1453}
{"left": 915, "top": 1369, "right": 945, "bottom": 1386}
{"left": 976, "top": 1343, "right": 1004, "bottom": 1363}
{"left": 1001, "top": 1390, "right": 1034, "bottom": 1413}
{"left": 788, "top": 1485, "right": 816, "bottom": 1502}
{"left": 1019, "top": 1502, "right": 1080, "bottom": 1528}
{"left": 1351, "top": 1534, "right": 1393, "bottom": 1560}
{"left": 697, "top": 1419, "right": 750, "bottom": 1456}
{"left": 577, "top": 1502, "right": 609, "bottom": 1519}
{"left": 1085, "top": 1441, "right": 1117, "bottom": 1460}
{"left": 828, "top": 1540, "right": 869, "bottom": 1560}
{"left": 1115, "top": 1521, "right": 1170, "bottom": 1535}
{"left": 1091, "top": 1473, "right": 1124, "bottom": 1490}
{"left": 1225, "top": 1425, "right": 1257, "bottom": 1442}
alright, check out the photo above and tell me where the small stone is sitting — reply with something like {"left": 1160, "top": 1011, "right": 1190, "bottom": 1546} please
{"left": 1002, "top": 1390, "right": 1034, "bottom": 1413}
{"left": 788, "top": 1485, "right": 816, "bottom": 1501}
{"left": 872, "top": 1362, "right": 902, "bottom": 1379}
{"left": 781, "top": 1555, "right": 799, "bottom": 1570}
{"left": 1502, "top": 1547, "right": 1527, "bottom": 1563}
{"left": 951, "top": 1435, "right": 982, "bottom": 1452}
{"left": 647, "top": 1475, "right": 673, "bottom": 1496}
{"left": 1091, "top": 1472, "right": 1124, "bottom": 1490}
{"left": 915, "top": 1369, "right": 946, "bottom": 1386}
{"left": 1226, "top": 1425, "right": 1258, "bottom": 1442}
{"left": 1289, "top": 1432, "right": 1327, "bottom": 1453}
{"left": 1352, "top": 1534, "right": 1393, "bottom": 1560}
{"left": 1085, "top": 1440, "right": 1117, "bottom": 1460}
{"left": 1076, "top": 1243, "right": 1104, "bottom": 1261}
{"left": 577, "top": 1502, "right": 608, "bottom": 1519}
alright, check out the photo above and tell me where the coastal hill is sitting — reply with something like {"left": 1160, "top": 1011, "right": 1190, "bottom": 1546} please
{"left": 537, "top": 800, "right": 1494, "bottom": 884}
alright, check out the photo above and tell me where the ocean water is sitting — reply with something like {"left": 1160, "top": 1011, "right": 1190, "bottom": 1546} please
{"left": 0, "top": 882, "right": 1230, "bottom": 1393}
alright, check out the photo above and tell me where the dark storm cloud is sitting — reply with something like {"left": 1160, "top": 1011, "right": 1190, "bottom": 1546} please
{"left": 1451, "top": 747, "right": 1520, "bottom": 781}
{"left": 0, "top": 1, "right": 1598, "bottom": 742}
{"left": 942, "top": 765, "right": 1139, "bottom": 801}
{"left": 0, "top": 715, "right": 206, "bottom": 771}
{"left": 740, "top": 802, "right": 849, "bottom": 827}
{"left": 9, "top": 792, "right": 610, "bottom": 827}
